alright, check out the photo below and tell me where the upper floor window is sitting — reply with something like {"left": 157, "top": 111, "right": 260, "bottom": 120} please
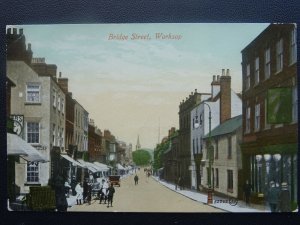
{"left": 290, "top": 28, "right": 297, "bottom": 64}
{"left": 196, "top": 138, "right": 199, "bottom": 153}
{"left": 265, "top": 48, "right": 271, "bottom": 79}
{"left": 246, "top": 64, "right": 250, "bottom": 89}
{"left": 27, "top": 122, "right": 39, "bottom": 144}
{"left": 215, "top": 138, "right": 218, "bottom": 159}
{"left": 61, "top": 98, "right": 65, "bottom": 114}
{"left": 57, "top": 95, "right": 61, "bottom": 111}
{"left": 193, "top": 139, "right": 195, "bottom": 154}
{"left": 227, "top": 136, "right": 232, "bottom": 159}
{"left": 245, "top": 107, "right": 251, "bottom": 133}
{"left": 255, "top": 104, "right": 261, "bottom": 131}
{"left": 276, "top": 38, "right": 283, "bottom": 72}
{"left": 53, "top": 89, "right": 56, "bottom": 107}
{"left": 26, "top": 84, "right": 40, "bottom": 103}
{"left": 254, "top": 57, "right": 260, "bottom": 85}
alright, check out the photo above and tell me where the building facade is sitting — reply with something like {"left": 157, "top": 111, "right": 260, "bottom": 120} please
{"left": 202, "top": 115, "right": 243, "bottom": 198}
{"left": 7, "top": 60, "right": 66, "bottom": 193}
{"left": 178, "top": 91, "right": 202, "bottom": 188}
{"left": 191, "top": 70, "right": 242, "bottom": 191}
{"left": 241, "top": 24, "right": 297, "bottom": 204}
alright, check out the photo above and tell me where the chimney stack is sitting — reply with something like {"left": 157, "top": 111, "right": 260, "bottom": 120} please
{"left": 7, "top": 28, "right": 11, "bottom": 34}
{"left": 19, "top": 28, "right": 23, "bottom": 35}
{"left": 211, "top": 74, "right": 221, "bottom": 98}
{"left": 57, "top": 73, "right": 69, "bottom": 94}
{"left": 13, "top": 28, "right": 17, "bottom": 35}
{"left": 220, "top": 68, "right": 231, "bottom": 124}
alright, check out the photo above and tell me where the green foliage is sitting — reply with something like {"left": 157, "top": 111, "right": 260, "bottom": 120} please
{"left": 132, "top": 149, "right": 151, "bottom": 166}
{"left": 27, "top": 186, "right": 56, "bottom": 211}
{"left": 153, "top": 140, "right": 170, "bottom": 170}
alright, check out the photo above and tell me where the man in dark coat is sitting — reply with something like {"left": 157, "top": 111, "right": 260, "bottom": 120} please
{"left": 134, "top": 175, "right": 139, "bottom": 185}
{"left": 267, "top": 181, "right": 280, "bottom": 212}
{"left": 243, "top": 180, "right": 252, "bottom": 206}
{"left": 279, "top": 182, "right": 291, "bottom": 212}
{"left": 107, "top": 183, "right": 115, "bottom": 208}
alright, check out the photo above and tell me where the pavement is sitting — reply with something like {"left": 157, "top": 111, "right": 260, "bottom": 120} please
{"left": 153, "top": 176, "right": 269, "bottom": 213}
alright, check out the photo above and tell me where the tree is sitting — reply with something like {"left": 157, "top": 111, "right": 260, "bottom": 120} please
{"left": 132, "top": 149, "right": 151, "bottom": 166}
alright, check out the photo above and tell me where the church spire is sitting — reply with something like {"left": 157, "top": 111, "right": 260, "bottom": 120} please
{"left": 136, "top": 135, "right": 141, "bottom": 150}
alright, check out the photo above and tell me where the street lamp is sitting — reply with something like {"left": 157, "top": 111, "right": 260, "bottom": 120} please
{"left": 198, "top": 102, "right": 213, "bottom": 204}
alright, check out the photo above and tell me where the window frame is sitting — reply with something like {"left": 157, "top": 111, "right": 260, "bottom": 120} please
{"left": 290, "top": 28, "right": 297, "bottom": 65}
{"left": 26, "top": 162, "right": 40, "bottom": 183}
{"left": 255, "top": 103, "right": 261, "bottom": 131}
{"left": 254, "top": 57, "right": 260, "bottom": 85}
{"left": 276, "top": 38, "right": 283, "bottom": 73}
{"left": 26, "top": 122, "right": 40, "bottom": 144}
{"left": 26, "top": 83, "right": 41, "bottom": 103}
{"left": 246, "top": 64, "right": 250, "bottom": 90}
{"left": 264, "top": 48, "right": 271, "bottom": 79}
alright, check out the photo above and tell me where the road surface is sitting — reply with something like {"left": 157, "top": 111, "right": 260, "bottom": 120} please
{"left": 68, "top": 170, "right": 224, "bottom": 212}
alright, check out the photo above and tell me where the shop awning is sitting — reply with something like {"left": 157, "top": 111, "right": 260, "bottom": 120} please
{"left": 116, "top": 163, "right": 125, "bottom": 170}
{"left": 61, "top": 154, "right": 84, "bottom": 167}
{"left": 7, "top": 133, "right": 47, "bottom": 163}
{"left": 77, "top": 159, "right": 97, "bottom": 173}
{"left": 93, "top": 162, "right": 110, "bottom": 171}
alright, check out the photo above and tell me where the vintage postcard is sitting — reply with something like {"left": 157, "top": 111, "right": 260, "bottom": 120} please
{"left": 6, "top": 23, "right": 298, "bottom": 213}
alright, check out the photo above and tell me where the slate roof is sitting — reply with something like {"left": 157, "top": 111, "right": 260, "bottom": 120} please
{"left": 204, "top": 115, "right": 242, "bottom": 138}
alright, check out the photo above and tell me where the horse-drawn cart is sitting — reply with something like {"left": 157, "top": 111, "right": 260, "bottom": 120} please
{"left": 108, "top": 175, "right": 121, "bottom": 187}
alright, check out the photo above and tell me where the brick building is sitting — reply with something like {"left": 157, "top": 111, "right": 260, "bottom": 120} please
{"left": 88, "top": 119, "right": 102, "bottom": 162}
{"left": 178, "top": 92, "right": 202, "bottom": 188}
{"left": 241, "top": 24, "right": 297, "bottom": 204}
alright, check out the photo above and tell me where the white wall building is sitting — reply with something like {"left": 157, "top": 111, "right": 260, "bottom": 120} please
{"left": 7, "top": 60, "right": 66, "bottom": 194}
{"left": 190, "top": 69, "right": 242, "bottom": 190}
{"left": 202, "top": 115, "right": 242, "bottom": 198}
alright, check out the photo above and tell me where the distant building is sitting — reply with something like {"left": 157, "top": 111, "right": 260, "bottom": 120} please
{"left": 241, "top": 24, "right": 297, "bottom": 204}
{"left": 136, "top": 135, "right": 141, "bottom": 150}
{"left": 88, "top": 119, "right": 102, "bottom": 162}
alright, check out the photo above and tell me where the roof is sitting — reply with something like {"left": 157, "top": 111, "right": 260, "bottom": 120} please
{"left": 204, "top": 115, "right": 242, "bottom": 138}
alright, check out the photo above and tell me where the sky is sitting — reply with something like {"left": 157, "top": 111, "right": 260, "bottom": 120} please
{"left": 10, "top": 23, "right": 269, "bottom": 149}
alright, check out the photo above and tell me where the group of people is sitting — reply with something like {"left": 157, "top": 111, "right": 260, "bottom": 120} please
{"left": 243, "top": 180, "right": 292, "bottom": 212}
{"left": 74, "top": 178, "right": 115, "bottom": 208}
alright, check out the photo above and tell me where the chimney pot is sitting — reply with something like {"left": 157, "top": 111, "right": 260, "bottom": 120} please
{"left": 19, "top": 28, "right": 23, "bottom": 35}
{"left": 222, "top": 69, "right": 225, "bottom": 76}
{"left": 7, "top": 28, "right": 11, "bottom": 34}
{"left": 213, "top": 75, "right": 216, "bottom": 81}
{"left": 13, "top": 28, "right": 17, "bottom": 35}
{"left": 217, "top": 75, "right": 220, "bottom": 81}
{"left": 226, "top": 69, "right": 230, "bottom": 76}
{"left": 195, "top": 89, "right": 197, "bottom": 93}
{"left": 27, "top": 43, "right": 31, "bottom": 50}
{"left": 59, "top": 72, "right": 62, "bottom": 78}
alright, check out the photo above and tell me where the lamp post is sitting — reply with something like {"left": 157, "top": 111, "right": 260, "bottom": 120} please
{"left": 195, "top": 102, "right": 213, "bottom": 204}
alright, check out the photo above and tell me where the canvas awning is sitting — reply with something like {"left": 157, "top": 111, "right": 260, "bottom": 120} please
{"left": 93, "top": 162, "right": 110, "bottom": 171}
{"left": 7, "top": 133, "right": 47, "bottom": 162}
{"left": 61, "top": 154, "right": 84, "bottom": 167}
{"left": 77, "top": 159, "right": 97, "bottom": 173}
{"left": 116, "top": 163, "right": 125, "bottom": 170}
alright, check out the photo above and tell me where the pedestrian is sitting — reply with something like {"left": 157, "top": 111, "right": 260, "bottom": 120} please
{"left": 83, "top": 179, "right": 88, "bottom": 203}
{"left": 75, "top": 182, "right": 83, "bottom": 205}
{"left": 99, "top": 179, "right": 109, "bottom": 204}
{"left": 71, "top": 176, "right": 77, "bottom": 196}
{"left": 278, "top": 182, "right": 291, "bottom": 212}
{"left": 174, "top": 177, "right": 178, "bottom": 190}
{"left": 177, "top": 177, "right": 182, "bottom": 190}
{"left": 267, "top": 181, "right": 280, "bottom": 212}
{"left": 86, "top": 181, "right": 92, "bottom": 205}
{"left": 134, "top": 175, "right": 139, "bottom": 185}
{"left": 243, "top": 180, "right": 252, "bottom": 206}
{"left": 107, "top": 183, "right": 115, "bottom": 208}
